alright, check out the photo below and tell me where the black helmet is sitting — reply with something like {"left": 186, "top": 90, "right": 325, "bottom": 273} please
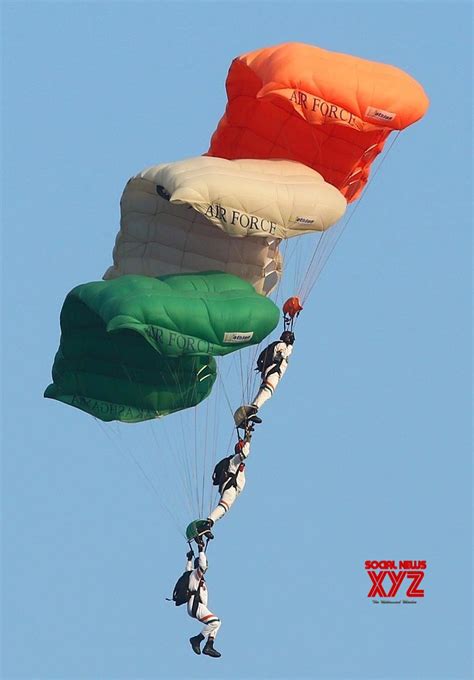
{"left": 280, "top": 330, "right": 295, "bottom": 345}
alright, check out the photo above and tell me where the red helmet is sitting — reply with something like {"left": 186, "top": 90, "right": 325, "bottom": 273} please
{"left": 235, "top": 439, "right": 245, "bottom": 454}
{"left": 283, "top": 296, "right": 303, "bottom": 319}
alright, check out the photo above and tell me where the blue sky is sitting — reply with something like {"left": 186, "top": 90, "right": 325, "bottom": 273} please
{"left": 2, "top": 2, "right": 472, "bottom": 679}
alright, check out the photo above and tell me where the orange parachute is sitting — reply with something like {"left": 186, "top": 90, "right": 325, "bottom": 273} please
{"left": 208, "top": 42, "right": 429, "bottom": 201}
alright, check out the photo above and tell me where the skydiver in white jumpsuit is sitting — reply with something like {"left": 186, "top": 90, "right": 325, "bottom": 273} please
{"left": 187, "top": 541, "right": 222, "bottom": 658}
{"left": 234, "top": 331, "right": 295, "bottom": 428}
{"left": 203, "top": 431, "right": 252, "bottom": 528}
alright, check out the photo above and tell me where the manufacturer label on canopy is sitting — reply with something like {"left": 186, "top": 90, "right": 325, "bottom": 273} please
{"left": 223, "top": 331, "right": 254, "bottom": 343}
{"left": 365, "top": 106, "right": 396, "bottom": 123}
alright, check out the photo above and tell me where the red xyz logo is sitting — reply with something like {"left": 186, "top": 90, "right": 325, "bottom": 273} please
{"left": 365, "top": 560, "right": 427, "bottom": 598}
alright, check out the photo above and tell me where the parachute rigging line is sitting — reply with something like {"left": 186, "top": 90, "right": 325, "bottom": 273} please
{"left": 298, "top": 132, "right": 402, "bottom": 304}
{"left": 93, "top": 417, "right": 185, "bottom": 537}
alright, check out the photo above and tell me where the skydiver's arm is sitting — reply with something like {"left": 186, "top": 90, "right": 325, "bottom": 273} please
{"left": 239, "top": 440, "right": 251, "bottom": 460}
{"left": 188, "top": 548, "right": 207, "bottom": 585}
{"left": 197, "top": 548, "right": 207, "bottom": 575}
{"left": 186, "top": 549, "right": 194, "bottom": 572}
{"left": 229, "top": 440, "right": 250, "bottom": 467}
{"left": 275, "top": 342, "right": 293, "bottom": 362}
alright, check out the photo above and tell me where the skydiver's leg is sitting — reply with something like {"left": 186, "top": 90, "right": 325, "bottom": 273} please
{"left": 189, "top": 602, "right": 221, "bottom": 655}
{"left": 199, "top": 605, "right": 222, "bottom": 657}
{"left": 252, "top": 365, "right": 285, "bottom": 409}
{"left": 194, "top": 603, "right": 221, "bottom": 639}
{"left": 201, "top": 616, "right": 221, "bottom": 640}
{"left": 207, "top": 485, "right": 241, "bottom": 523}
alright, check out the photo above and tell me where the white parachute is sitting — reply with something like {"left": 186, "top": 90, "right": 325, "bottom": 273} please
{"left": 104, "top": 156, "right": 347, "bottom": 295}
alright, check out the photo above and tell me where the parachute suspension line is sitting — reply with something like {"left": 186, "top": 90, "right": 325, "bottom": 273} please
{"left": 165, "top": 362, "right": 203, "bottom": 518}
{"left": 297, "top": 130, "right": 388, "bottom": 301}
{"left": 298, "top": 131, "right": 402, "bottom": 304}
{"left": 200, "top": 397, "right": 209, "bottom": 519}
{"left": 238, "top": 350, "right": 246, "bottom": 404}
{"left": 147, "top": 418, "right": 195, "bottom": 524}
{"left": 247, "top": 338, "right": 267, "bottom": 402}
{"left": 201, "top": 383, "right": 219, "bottom": 516}
{"left": 271, "top": 231, "right": 324, "bottom": 314}
{"left": 139, "top": 370, "right": 195, "bottom": 523}
{"left": 238, "top": 344, "right": 258, "bottom": 407}
{"left": 242, "top": 350, "right": 252, "bottom": 405}
{"left": 193, "top": 406, "right": 199, "bottom": 515}
{"left": 165, "top": 355, "right": 217, "bottom": 523}
{"left": 175, "top": 364, "right": 203, "bottom": 517}
{"left": 209, "top": 375, "right": 223, "bottom": 517}
{"left": 216, "top": 363, "right": 235, "bottom": 419}
{"left": 166, "top": 381, "right": 197, "bottom": 520}
{"left": 110, "top": 344, "right": 194, "bottom": 529}
{"left": 93, "top": 418, "right": 185, "bottom": 537}
{"left": 293, "top": 237, "right": 305, "bottom": 295}
{"left": 201, "top": 375, "right": 217, "bottom": 520}
{"left": 274, "top": 238, "right": 291, "bottom": 308}
{"left": 144, "top": 360, "right": 196, "bottom": 520}
{"left": 274, "top": 237, "right": 298, "bottom": 300}
{"left": 149, "top": 422, "right": 193, "bottom": 527}
{"left": 297, "top": 227, "right": 340, "bottom": 302}
{"left": 211, "top": 357, "right": 246, "bottom": 509}
{"left": 193, "top": 406, "right": 201, "bottom": 515}
{"left": 183, "top": 397, "right": 201, "bottom": 517}
{"left": 207, "top": 373, "right": 228, "bottom": 519}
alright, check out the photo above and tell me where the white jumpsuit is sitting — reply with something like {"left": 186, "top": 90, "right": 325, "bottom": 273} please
{"left": 207, "top": 441, "right": 250, "bottom": 524}
{"left": 252, "top": 342, "right": 293, "bottom": 409}
{"left": 186, "top": 551, "right": 221, "bottom": 639}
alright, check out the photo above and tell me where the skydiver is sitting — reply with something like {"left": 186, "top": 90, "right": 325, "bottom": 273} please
{"left": 186, "top": 538, "right": 222, "bottom": 658}
{"left": 234, "top": 330, "right": 295, "bottom": 428}
{"left": 201, "top": 427, "right": 253, "bottom": 532}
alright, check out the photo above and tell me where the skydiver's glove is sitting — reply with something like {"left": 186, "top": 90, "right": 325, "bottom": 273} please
{"left": 245, "top": 423, "right": 255, "bottom": 436}
{"left": 186, "top": 550, "right": 194, "bottom": 560}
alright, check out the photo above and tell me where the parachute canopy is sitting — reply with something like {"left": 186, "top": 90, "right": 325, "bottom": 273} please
{"left": 104, "top": 156, "right": 346, "bottom": 295}
{"left": 207, "top": 42, "right": 429, "bottom": 201}
{"left": 45, "top": 271, "right": 280, "bottom": 422}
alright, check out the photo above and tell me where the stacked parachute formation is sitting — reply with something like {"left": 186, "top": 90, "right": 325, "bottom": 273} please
{"left": 45, "top": 42, "right": 428, "bottom": 544}
{"left": 45, "top": 41, "right": 428, "bottom": 657}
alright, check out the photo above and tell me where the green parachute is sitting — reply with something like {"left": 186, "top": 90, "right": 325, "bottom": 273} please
{"left": 45, "top": 271, "right": 279, "bottom": 422}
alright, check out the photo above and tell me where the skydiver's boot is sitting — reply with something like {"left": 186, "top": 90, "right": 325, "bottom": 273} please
{"left": 194, "top": 531, "right": 213, "bottom": 546}
{"left": 189, "top": 633, "right": 205, "bottom": 655}
{"left": 199, "top": 519, "right": 214, "bottom": 540}
{"left": 202, "top": 637, "right": 221, "bottom": 658}
{"left": 187, "top": 519, "right": 214, "bottom": 543}
{"left": 234, "top": 404, "right": 262, "bottom": 429}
